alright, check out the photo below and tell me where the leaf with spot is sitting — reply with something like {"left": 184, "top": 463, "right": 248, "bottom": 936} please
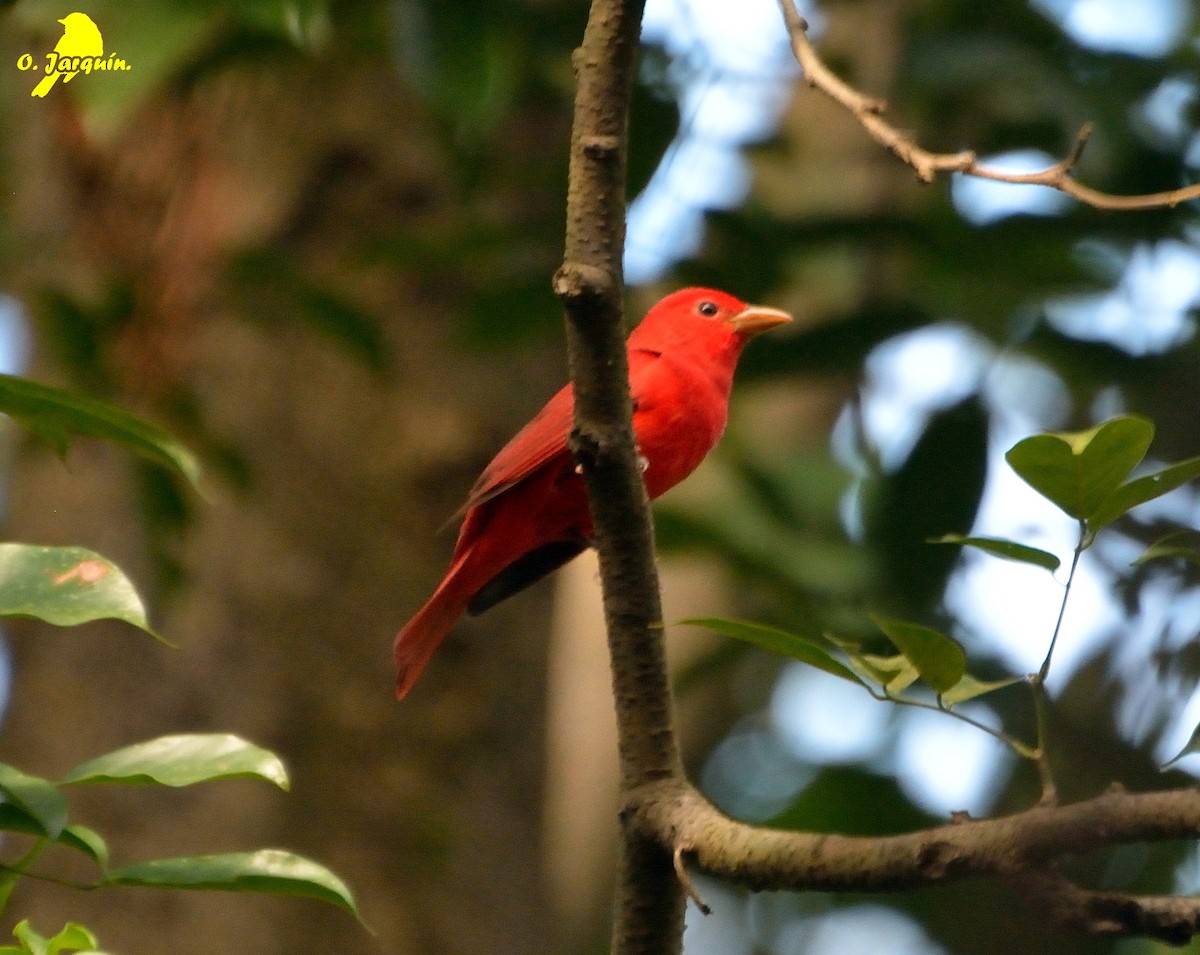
{"left": 0, "top": 544, "right": 164, "bottom": 643}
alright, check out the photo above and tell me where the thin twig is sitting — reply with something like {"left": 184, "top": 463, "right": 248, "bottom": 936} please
{"left": 1029, "top": 683, "right": 1058, "bottom": 805}
{"left": 1038, "top": 528, "right": 1085, "bottom": 684}
{"left": 1026, "top": 525, "right": 1088, "bottom": 803}
{"left": 872, "top": 688, "right": 1036, "bottom": 757}
{"left": 673, "top": 844, "right": 712, "bottom": 915}
{"left": 777, "top": 0, "right": 1200, "bottom": 210}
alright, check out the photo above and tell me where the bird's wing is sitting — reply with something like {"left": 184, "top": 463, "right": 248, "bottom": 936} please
{"left": 461, "top": 381, "right": 576, "bottom": 512}
{"left": 460, "top": 348, "right": 663, "bottom": 514}
{"left": 626, "top": 347, "right": 663, "bottom": 408}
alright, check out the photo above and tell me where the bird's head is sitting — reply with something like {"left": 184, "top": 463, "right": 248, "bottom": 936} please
{"left": 630, "top": 287, "right": 792, "bottom": 357}
{"left": 59, "top": 12, "right": 99, "bottom": 29}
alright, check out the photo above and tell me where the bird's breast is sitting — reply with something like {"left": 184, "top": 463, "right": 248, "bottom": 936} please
{"left": 632, "top": 357, "right": 732, "bottom": 500}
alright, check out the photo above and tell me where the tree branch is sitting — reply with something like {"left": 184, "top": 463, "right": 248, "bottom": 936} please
{"left": 556, "top": 0, "right": 685, "bottom": 952}
{"left": 777, "top": 0, "right": 1200, "bottom": 210}
{"left": 1014, "top": 869, "right": 1200, "bottom": 945}
{"left": 556, "top": 0, "right": 678, "bottom": 802}
{"left": 626, "top": 777, "right": 1200, "bottom": 944}
{"left": 557, "top": 1, "right": 1200, "bottom": 949}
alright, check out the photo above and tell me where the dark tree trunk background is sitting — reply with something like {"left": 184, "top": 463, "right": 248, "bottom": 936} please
{"left": 0, "top": 40, "right": 571, "bottom": 955}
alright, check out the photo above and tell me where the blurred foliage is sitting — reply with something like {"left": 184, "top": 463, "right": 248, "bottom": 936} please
{"left": 658, "top": 1, "right": 1200, "bottom": 953}
{"left": 0, "top": 378, "right": 358, "bottom": 947}
{"left": 6, "top": 0, "right": 1200, "bottom": 951}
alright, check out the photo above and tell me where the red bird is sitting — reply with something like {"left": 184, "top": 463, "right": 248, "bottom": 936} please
{"left": 394, "top": 288, "right": 792, "bottom": 698}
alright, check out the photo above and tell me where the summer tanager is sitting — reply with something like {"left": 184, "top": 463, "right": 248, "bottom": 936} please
{"left": 394, "top": 287, "right": 792, "bottom": 698}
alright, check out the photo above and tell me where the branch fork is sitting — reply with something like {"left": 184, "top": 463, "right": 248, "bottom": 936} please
{"left": 626, "top": 776, "right": 1200, "bottom": 943}
{"left": 557, "top": 0, "right": 1200, "bottom": 950}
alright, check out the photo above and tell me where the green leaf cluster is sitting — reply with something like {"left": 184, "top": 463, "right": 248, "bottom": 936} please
{"left": 0, "top": 735, "right": 356, "bottom": 919}
{"left": 693, "top": 415, "right": 1200, "bottom": 764}
{"left": 1006, "top": 416, "right": 1200, "bottom": 539}
{"left": 686, "top": 615, "right": 1020, "bottom": 719}
{"left": 0, "top": 919, "right": 107, "bottom": 955}
{"left": 0, "top": 375, "right": 360, "bottom": 946}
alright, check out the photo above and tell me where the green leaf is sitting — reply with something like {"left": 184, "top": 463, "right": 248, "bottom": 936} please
{"left": 871, "top": 614, "right": 966, "bottom": 694}
{"left": 1005, "top": 415, "right": 1153, "bottom": 520}
{"left": 2, "top": 920, "right": 104, "bottom": 955}
{"left": 0, "top": 544, "right": 165, "bottom": 642}
{"left": 59, "top": 825, "right": 109, "bottom": 869}
{"left": 62, "top": 734, "right": 289, "bottom": 791}
{"left": 0, "top": 802, "right": 43, "bottom": 836}
{"left": 930, "top": 534, "right": 1061, "bottom": 571}
{"left": 0, "top": 805, "right": 108, "bottom": 866}
{"left": 940, "top": 673, "right": 1024, "bottom": 707}
{"left": 767, "top": 766, "right": 939, "bottom": 836}
{"left": 1134, "top": 531, "right": 1200, "bottom": 567}
{"left": 43, "top": 922, "right": 100, "bottom": 955}
{"left": 1137, "top": 545, "right": 1200, "bottom": 565}
{"left": 7, "top": 920, "right": 47, "bottom": 955}
{"left": 0, "top": 374, "right": 200, "bottom": 487}
{"left": 854, "top": 652, "right": 919, "bottom": 695}
{"left": 818, "top": 636, "right": 911, "bottom": 693}
{"left": 874, "top": 655, "right": 920, "bottom": 695}
{"left": 105, "top": 850, "right": 360, "bottom": 918}
{"left": 682, "top": 618, "right": 864, "bottom": 686}
{"left": 0, "top": 764, "right": 67, "bottom": 838}
{"left": 1091, "top": 456, "right": 1200, "bottom": 530}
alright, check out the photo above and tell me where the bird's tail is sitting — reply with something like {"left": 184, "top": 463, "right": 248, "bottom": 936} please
{"left": 393, "top": 552, "right": 475, "bottom": 699}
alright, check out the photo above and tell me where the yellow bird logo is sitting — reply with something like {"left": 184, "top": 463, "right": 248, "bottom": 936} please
{"left": 30, "top": 12, "right": 104, "bottom": 98}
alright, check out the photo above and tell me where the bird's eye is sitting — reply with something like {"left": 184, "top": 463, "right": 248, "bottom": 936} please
{"left": 697, "top": 301, "right": 719, "bottom": 318}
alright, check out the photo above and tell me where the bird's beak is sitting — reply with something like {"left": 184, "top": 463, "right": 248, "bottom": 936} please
{"left": 57, "top": 17, "right": 67, "bottom": 24}
{"left": 728, "top": 304, "right": 793, "bottom": 337}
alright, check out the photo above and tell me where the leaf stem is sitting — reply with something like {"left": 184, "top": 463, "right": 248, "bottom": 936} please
{"left": 0, "top": 861, "right": 92, "bottom": 892}
{"left": 1029, "top": 680, "right": 1058, "bottom": 804}
{"left": 1027, "top": 520, "right": 1087, "bottom": 803}
{"left": 0, "top": 838, "right": 52, "bottom": 914}
{"left": 874, "top": 690, "right": 1037, "bottom": 758}
{"left": 1038, "top": 522, "right": 1085, "bottom": 685}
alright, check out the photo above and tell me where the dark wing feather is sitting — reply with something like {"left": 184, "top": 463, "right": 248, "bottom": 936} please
{"left": 462, "top": 382, "right": 575, "bottom": 513}
{"left": 459, "top": 348, "right": 662, "bottom": 515}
